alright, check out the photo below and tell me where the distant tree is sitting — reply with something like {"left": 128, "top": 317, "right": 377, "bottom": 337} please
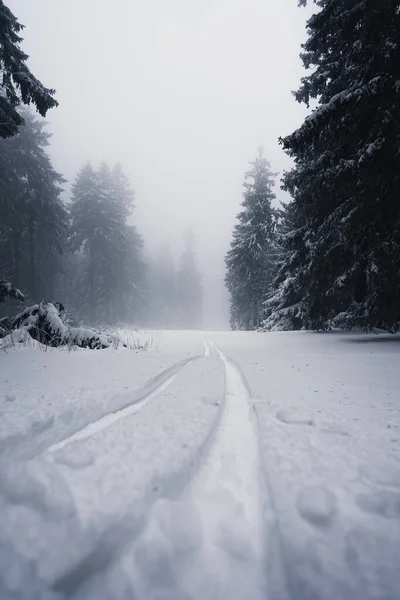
{"left": 0, "top": 1, "right": 58, "bottom": 138}
{"left": 225, "top": 148, "right": 277, "bottom": 330}
{"left": 148, "top": 244, "right": 178, "bottom": 328}
{"left": 270, "top": 0, "right": 400, "bottom": 331}
{"left": 69, "top": 162, "right": 100, "bottom": 320}
{"left": 69, "top": 161, "right": 145, "bottom": 324}
{"left": 177, "top": 232, "right": 203, "bottom": 329}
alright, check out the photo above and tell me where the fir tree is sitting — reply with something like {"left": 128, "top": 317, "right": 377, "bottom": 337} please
{"left": 69, "top": 161, "right": 144, "bottom": 324}
{"left": 148, "top": 244, "right": 178, "bottom": 328}
{"left": 225, "top": 148, "right": 277, "bottom": 330}
{"left": 263, "top": 200, "right": 306, "bottom": 330}
{"left": 177, "top": 232, "right": 203, "bottom": 329}
{"left": 0, "top": 109, "right": 67, "bottom": 300}
{"left": 0, "top": 1, "right": 58, "bottom": 138}
{"left": 69, "top": 162, "right": 100, "bottom": 321}
{"left": 272, "top": 0, "right": 400, "bottom": 331}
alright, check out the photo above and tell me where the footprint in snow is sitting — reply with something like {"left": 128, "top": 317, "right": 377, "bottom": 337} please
{"left": 355, "top": 490, "right": 400, "bottom": 519}
{"left": 276, "top": 408, "right": 315, "bottom": 426}
{"left": 297, "top": 486, "right": 337, "bottom": 527}
{"left": 360, "top": 464, "right": 400, "bottom": 490}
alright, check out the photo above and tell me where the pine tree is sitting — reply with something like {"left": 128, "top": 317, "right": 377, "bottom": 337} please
{"left": 225, "top": 148, "right": 277, "bottom": 330}
{"left": 0, "top": 1, "right": 58, "bottom": 138}
{"left": 177, "top": 232, "right": 203, "bottom": 329}
{"left": 69, "top": 161, "right": 145, "bottom": 324}
{"left": 262, "top": 200, "right": 306, "bottom": 330}
{"left": 272, "top": 0, "right": 400, "bottom": 331}
{"left": 0, "top": 109, "right": 67, "bottom": 300}
{"left": 148, "top": 244, "right": 178, "bottom": 328}
{"left": 69, "top": 162, "right": 100, "bottom": 321}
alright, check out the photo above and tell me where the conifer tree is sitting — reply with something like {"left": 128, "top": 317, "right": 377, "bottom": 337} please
{"left": 271, "top": 0, "right": 400, "bottom": 331}
{"left": 177, "top": 232, "right": 203, "bottom": 329}
{"left": 69, "top": 161, "right": 144, "bottom": 324}
{"left": 225, "top": 149, "right": 277, "bottom": 330}
{"left": 69, "top": 162, "right": 100, "bottom": 321}
{"left": 263, "top": 200, "right": 306, "bottom": 330}
{"left": 148, "top": 244, "right": 178, "bottom": 328}
{"left": 0, "top": 1, "right": 58, "bottom": 138}
{"left": 0, "top": 109, "right": 67, "bottom": 300}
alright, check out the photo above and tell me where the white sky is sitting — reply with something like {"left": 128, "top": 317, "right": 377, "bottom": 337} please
{"left": 9, "top": 0, "right": 314, "bottom": 329}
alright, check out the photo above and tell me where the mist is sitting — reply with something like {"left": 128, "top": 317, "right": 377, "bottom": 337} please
{"left": 2, "top": 2, "right": 400, "bottom": 597}
{"left": 7, "top": 0, "right": 313, "bottom": 329}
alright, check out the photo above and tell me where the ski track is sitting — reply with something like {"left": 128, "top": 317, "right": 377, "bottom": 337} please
{"left": 203, "top": 339, "right": 210, "bottom": 356}
{"left": 47, "top": 360, "right": 193, "bottom": 454}
{"left": 183, "top": 346, "right": 265, "bottom": 599}
{"left": 131, "top": 346, "right": 267, "bottom": 600}
{"left": 46, "top": 345, "right": 267, "bottom": 598}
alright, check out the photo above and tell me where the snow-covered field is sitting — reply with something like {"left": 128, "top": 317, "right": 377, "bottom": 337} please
{"left": 1, "top": 330, "right": 400, "bottom": 599}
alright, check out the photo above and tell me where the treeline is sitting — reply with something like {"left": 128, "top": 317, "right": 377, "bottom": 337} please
{"left": 0, "top": 0, "right": 204, "bottom": 330}
{"left": 226, "top": 1, "right": 400, "bottom": 333}
{"left": 148, "top": 236, "right": 203, "bottom": 329}
{"left": 0, "top": 110, "right": 203, "bottom": 328}
{"left": 0, "top": 109, "right": 144, "bottom": 324}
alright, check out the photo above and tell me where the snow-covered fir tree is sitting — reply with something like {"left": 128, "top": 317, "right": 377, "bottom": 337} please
{"left": 0, "top": 109, "right": 67, "bottom": 300}
{"left": 176, "top": 232, "right": 203, "bottom": 329}
{"left": 147, "top": 244, "right": 179, "bottom": 328}
{"left": 270, "top": 0, "right": 400, "bottom": 331}
{"left": 263, "top": 200, "right": 306, "bottom": 331}
{"left": 69, "top": 162, "right": 99, "bottom": 321}
{"left": 0, "top": 1, "right": 57, "bottom": 138}
{"left": 69, "top": 161, "right": 145, "bottom": 324}
{"left": 225, "top": 148, "right": 277, "bottom": 330}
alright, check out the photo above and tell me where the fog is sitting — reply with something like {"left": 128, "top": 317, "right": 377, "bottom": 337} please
{"left": 8, "top": 0, "right": 313, "bottom": 329}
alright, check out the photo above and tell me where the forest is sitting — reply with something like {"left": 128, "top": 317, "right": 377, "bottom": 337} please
{"left": 0, "top": 1, "right": 203, "bottom": 339}
{"left": 226, "top": 0, "right": 400, "bottom": 332}
{"left": 1, "top": 0, "right": 400, "bottom": 339}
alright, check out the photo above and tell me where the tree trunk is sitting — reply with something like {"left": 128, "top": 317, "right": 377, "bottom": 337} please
{"left": 29, "top": 211, "right": 36, "bottom": 299}
{"left": 89, "top": 258, "right": 94, "bottom": 323}
{"left": 13, "top": 229, "right": 21, "bottom": 288}
{"left": 254, "top": 300, "right": 258, "bottom": 329}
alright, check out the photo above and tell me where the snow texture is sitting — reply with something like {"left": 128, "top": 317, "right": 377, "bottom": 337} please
{"left": 1, "top": 329, "right": 400, "bottom": 599}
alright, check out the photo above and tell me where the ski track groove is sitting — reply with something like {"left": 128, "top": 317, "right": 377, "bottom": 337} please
{"left": 47, "top": 357, "right": 195, "bottom": 454}
{"left": 203, "top": 339, "right": 210, "bottom": 356}
{"left": 52, "top": 346, "right": 269, "bottom": 598}
{"left": 180, "top": 345, "right": 267, "bottom": 599}
{"left": 123, "top": 345, "right": 268, "bottom": 600}
{"left": 51, "top": 356, "right": 228, "bottom": 596}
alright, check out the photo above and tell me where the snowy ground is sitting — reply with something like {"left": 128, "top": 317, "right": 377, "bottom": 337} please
{"left": 1, "top": 330, "right": 400, "bottom": 600}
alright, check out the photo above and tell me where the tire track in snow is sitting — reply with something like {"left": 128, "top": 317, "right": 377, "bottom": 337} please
{"left": 46, "top": 358, "right": 195, "bottom": 453}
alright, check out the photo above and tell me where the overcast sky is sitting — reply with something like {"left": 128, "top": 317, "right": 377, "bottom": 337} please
{"left": 9, "top": 0, "right": 314, "bottom": 329}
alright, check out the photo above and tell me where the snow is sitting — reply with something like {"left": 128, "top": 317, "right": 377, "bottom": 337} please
{"left": 1, "top": 329, "right": 400, "bottom": 599}
{"left": 293, "top": 76, "right": 384, "bottom": 141}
